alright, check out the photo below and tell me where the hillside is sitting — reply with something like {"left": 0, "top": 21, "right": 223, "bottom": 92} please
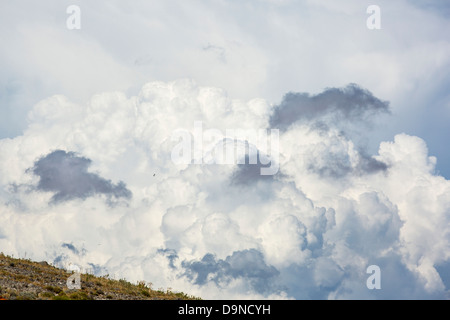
{"left": 0, "top": 253, "right": 200, "bottom": 300}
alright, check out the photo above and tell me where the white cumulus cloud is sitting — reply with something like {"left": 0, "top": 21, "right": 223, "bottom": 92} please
{"left": 1, "top": 79, "right": 450, "bottom": 299}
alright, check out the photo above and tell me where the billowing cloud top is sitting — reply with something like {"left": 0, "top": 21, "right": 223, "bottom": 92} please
{"left": 1, "top": 79, "right": 450, "bottom": 300}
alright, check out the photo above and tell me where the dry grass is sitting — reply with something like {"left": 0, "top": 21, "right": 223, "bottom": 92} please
{"left": 0, "top": 252, "right": 201, "bottom": 300}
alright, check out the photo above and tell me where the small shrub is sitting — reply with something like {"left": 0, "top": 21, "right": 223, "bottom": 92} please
{"left": 119, "top": 279, "right": 132, "bottom": 288}
{"left": 40, "top": 292, "right": 54, "bottom": 298}
{"left": 45, "top": 285, "right": 63, "bottom": 294}
{"left": 14, "top": 274, "right": 27, "bottom": 281}
{"left": 140, "top": 289, "right": 150, "bottom": 297}
{"left": 94, "top": 289, "right": 104, "bottom": 295}
{"left": 16, "top": 292, "right": 36, "bottom": 300}
{"left": 68, "top": 291, "right": 90, "bottom": 300}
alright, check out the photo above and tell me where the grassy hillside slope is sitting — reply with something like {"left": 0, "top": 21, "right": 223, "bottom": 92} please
{"left": 0, "top": 253, "right": 200, "bottom": 300}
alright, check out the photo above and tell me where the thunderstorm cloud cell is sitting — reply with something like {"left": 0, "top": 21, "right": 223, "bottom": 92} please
{"left": 1, "top": 0, "right": 450, "bottom": 301}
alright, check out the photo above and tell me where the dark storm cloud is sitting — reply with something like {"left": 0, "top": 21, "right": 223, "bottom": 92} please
{"left": 269, "top": 84, "right": 390, "bottom": 131}
{"left": 357, "top": 152, "right": 389, "bottom": 174}
{"left": 87, "top": 263, "right": 108, "bottom": 276}
{"left": 158, "top": 248, "right": 179, "bottom": 269}
{"left": 61, "top": 243, "right": 80, "bottom": 255}
{"left": 307, "top": 150, "right": 388, "bottom": 178}
{"left": 30, "top": 150, "right": 132, "bottom": 203}
{"left": 61, "top": 242, "right": 87, "bottom": 256}
{"left": 307, "top": 151, "right": 353, "bottom": 178}
{"left": 182, "top": 249, "right": 279, "bottom": 293}
{"left": 230, "top": 152, "right": 276, "bottom": 185}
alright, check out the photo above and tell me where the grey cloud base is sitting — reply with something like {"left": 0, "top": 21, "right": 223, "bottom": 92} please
{"left": 269, "top": 84, "right": 390, "bottom": 132}
{"left": 182, "top": 249, "right": 279, "bottom": 294}
{"left": 30, "top": 150, "right": 132, "bottom": 203}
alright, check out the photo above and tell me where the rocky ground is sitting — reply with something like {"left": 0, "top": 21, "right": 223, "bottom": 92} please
{"left": 0, "top": 253, "right": 200, "bottom": 300}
